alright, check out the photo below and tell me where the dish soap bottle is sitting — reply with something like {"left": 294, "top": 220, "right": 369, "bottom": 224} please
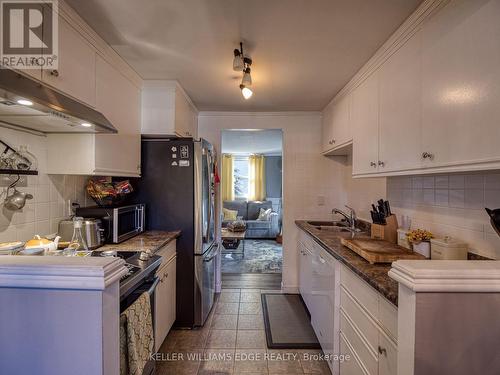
{"left": 64, "top": 217, "right": 90, "bottom": 256}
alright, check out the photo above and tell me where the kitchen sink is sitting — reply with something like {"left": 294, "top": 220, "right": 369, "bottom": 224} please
{"left": 306, "top": 221, "right": 351, "bottom": 231}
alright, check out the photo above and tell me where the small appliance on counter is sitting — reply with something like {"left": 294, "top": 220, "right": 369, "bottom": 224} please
{"left": 58, "top": 218, "right": 104, "bottom": 250}
{"left": 75, "top": 204, "right": 145, "bottom": 244}
{"left": 486, "top": 208, "right": 500, "bottom": 237}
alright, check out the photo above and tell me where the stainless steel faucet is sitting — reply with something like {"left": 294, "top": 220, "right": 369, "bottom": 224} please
{"left": 332, "top": 205, "right": 357, "bottom": 230}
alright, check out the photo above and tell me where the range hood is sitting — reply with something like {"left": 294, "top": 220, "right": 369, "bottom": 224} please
{"left": 0, "top": 69, "right": 117, "bottom": 134}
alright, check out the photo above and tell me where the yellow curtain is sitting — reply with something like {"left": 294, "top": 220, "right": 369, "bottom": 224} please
{"left": 221, "top": 154, "right": 235, "bottom": 201}
{"left": 248, "top": 155, "right": 266, "bottom": 201}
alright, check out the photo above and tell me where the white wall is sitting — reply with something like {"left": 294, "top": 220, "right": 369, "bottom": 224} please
{"left": 0, "top": 127, "right": 89, "bottom": 242}
{"left": 198, "top": 112, "right": 345, "bottom": 291}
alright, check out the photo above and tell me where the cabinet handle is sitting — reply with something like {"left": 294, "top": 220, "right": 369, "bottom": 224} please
{"left": 378, "top": 346, "right": 387, "bottom": 356}
{"left": 318, "top": 256, "right": 326, "bottom": 264}
{"left": 378, "top": 161, "right": 385, "bottom": 167}
{"left": 422, "top": 152, "right": 434, "bottom": 160}
{"left": 50, "top": 69, "right": 59, "bottom": 77}
{"left": 160, "top": 272, "right": 169, "bottom": 283}
{"left": 370, "top": 161, "right": 377, "bottom": 167}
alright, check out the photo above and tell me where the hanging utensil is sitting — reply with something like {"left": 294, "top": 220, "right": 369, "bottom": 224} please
{"left": 3, "top": 175, "right": 33, "bottom": 210}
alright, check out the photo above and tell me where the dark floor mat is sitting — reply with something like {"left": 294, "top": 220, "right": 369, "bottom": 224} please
{"left": 261, "top": 293, "right": 321, "bottom": 349}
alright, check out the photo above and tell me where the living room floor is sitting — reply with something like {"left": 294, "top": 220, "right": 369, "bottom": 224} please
{"left": 221, "top": 239, "right": 282, "bottom": 274}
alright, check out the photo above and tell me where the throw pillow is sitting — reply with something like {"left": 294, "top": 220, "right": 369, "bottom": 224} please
{"left": 257, "top": 208, "right": 272, "bottom": 221}
{"left": 223, "top": 208, "right": 238, "bottom": 221}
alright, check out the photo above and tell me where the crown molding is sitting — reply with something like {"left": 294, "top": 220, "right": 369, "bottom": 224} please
{"left": 0, "top": 257, "right": 127, "bottom": 290}
{"left": 324, "top": 0, "right": 450, "bottom": 107}
{"left": 198, "top": 111, "right": 322, "bottom": 118}
{"left": 389, "top": 260, "right": 500, "bottom": 292}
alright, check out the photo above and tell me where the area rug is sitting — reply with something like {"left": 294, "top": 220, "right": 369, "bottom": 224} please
{"left": 221, "top": 239, "right": 282, "bottom": 273}
{"left": 261, "top": 293, "right": 321, "bottom": 349}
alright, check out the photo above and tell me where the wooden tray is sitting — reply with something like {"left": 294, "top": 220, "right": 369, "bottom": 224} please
{"left": 341, "top": 238, "right": 426, "bottom": 264}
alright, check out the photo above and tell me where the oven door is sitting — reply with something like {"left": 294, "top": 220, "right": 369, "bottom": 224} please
{"left": 114, "top": 205, "right": 145, "bottom": 243}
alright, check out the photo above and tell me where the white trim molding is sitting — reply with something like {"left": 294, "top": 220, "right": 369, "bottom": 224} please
{"left": 389, "top": 260, "right": 500, "bottom": 293}
{"left": 0, "top": 257, "right": 127, "bottom": 290}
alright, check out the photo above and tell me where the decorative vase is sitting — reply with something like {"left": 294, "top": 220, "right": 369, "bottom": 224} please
{"left": 412, "top": 241, "right": 431, "bottom": 258}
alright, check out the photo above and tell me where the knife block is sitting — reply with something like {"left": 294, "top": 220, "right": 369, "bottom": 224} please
{"left": 371, "top": 215, "right": 398, "bottom": 244}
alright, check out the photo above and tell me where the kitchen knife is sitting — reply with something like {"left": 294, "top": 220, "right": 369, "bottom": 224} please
{"left": 372, "top": 204, "right": 378, "bottom": 213}
{"left": 384, "top": 200, "right": 392, "bottom": 216}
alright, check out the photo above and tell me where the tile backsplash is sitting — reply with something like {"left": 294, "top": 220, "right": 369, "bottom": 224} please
{"left": 387, "top": 171, "right": 500, "bottom": 259}
{"left": 0, "top": 127, "right": 90, "bottom": 243}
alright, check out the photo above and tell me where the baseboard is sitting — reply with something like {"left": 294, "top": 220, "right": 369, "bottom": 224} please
{"left": 281, "top": 284, "right": 299, "bottom": 293}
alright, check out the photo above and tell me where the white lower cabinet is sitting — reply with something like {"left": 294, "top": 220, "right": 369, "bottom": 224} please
{"left": 154, "top": 241, "right": 177, "bottom": 351}
{"left": 298, "top": 230, "right": 398, "bottom": 375}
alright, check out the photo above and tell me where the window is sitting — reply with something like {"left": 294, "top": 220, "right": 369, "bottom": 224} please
{"left": 234, "top": 157, "right": 249, "bottom": 199}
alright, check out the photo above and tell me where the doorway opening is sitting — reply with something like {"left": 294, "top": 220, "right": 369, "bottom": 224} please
{"left": 220, "top": 129, "right": 283, "bottom": 289}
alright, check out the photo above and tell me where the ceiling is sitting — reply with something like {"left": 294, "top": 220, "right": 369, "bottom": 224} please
{"left": 221, "top": 130, "right": 283, "bottom": 155}
{"left": 67, "top": 0, "right": 422, "bottom": 111}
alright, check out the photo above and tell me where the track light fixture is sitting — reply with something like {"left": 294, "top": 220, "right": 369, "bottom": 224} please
{"left": 232, "top": 42, "right": 253, "bottom": 99}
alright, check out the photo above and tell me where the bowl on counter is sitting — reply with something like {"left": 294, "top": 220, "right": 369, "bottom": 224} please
{"left": 0, "top": 241, "right": 24, "bottom": 255}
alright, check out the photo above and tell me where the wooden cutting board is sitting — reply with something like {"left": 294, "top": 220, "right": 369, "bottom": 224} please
{"left": 341, "top": 238, "right": 426, "bottom": 264}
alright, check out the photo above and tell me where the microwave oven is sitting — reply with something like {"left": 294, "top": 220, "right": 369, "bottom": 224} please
{"left": 75, "top": 204, "right": 145, "bottom": 243}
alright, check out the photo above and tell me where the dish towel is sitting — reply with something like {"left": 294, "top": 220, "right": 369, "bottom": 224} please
{"left": 120, "top": 292, "right": 154, "bottom": 375}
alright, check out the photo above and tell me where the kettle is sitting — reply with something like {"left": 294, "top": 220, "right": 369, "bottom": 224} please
{"left": 485, "top": 208, "right": 500, "bottom": 237}
{"left": 24, "top": 235, "right": 61, "bottom": 253}
{"left": 4, "top": 187, "right": 33, "bottom": 210}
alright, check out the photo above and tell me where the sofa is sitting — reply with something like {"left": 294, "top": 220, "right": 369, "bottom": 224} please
{"left": 222, "top": 200, "right": 280, "bottom": 239}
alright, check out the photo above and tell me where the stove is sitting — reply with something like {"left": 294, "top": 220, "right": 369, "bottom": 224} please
{"left": 92, "top": 250, "right": 162, "bottom": 301}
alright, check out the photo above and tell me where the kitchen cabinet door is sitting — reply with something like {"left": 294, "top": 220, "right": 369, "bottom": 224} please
{"left": 352, "top": 71, "right": 380, "bottom": 175}
{"left": 95, "top": 55, "right": 141, "bottom": 176}
{"left": 155, "top": 256, "right": 176, "bottom": 351}
{"left": 322, "top": 101, "right": 336, "bottom": 152}
{"left": 378, "top": 30, "right": 422, "bottom": 173}
{"left": 421, "top": 0, "right": 500, "bottom": 169}
{"left": 378, "top": 333, "right": 397, "bottom": 375}
{"left": 322, "top": 94, "right": 351, "bottom": 153}
{"left": 174, "top": 89, "right": 197, "bottom": 138}
{"left": 299, "top": 242, "right": 313, "bottom": 310}
{"left": 42, "top": 17, "right": 96, "bottom": 107}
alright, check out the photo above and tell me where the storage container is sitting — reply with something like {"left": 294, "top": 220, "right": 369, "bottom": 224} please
{"left": 397, "top": 229, "right": 411, "bottom": 250}
{"left": 430, "top": 237, "right": 468, "bottom": 260}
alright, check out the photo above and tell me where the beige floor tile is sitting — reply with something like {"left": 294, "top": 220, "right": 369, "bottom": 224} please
{"left": 206, "top": 330, "right": 237, "bottom": 349}
{"left": 216, "top": 302, "right": 240, "bottom": 315}
{"left": 240, "top": 292, "right": 261, "bottom": 303}
{"left": 240, "top": 288, "right": 261, "bottom": 293}
{"left": 234, "top": 349, "right": 268, "bottom": 373}
{"left": 267, "top": 349, "right": 304, "bottom": 374}
{"left": 297, "top": 350, "right": 331, "bottom": 374}
{"left": 236, "top": 330, "right": 267, "bottom": 349}
{"left": 212, "top": 314, "right": 239, "bottom": 330}
{"left": 222, "top": 288, "right": 241, "bottom": 293}
{"left": 238, "top": 314, "right": 265, "bottom": 330}
{"left": 198, "top": 349, "right": 235, "bottom": 374}
{"left": 239, "top": 302, "right": 262, "bottom": 315}
{"left": 155, "top": 349, "right": 202, "bottom": 375}
{"left": 160, "top": 329, "right": 209, "bottom": 350}
{"left": 219, "top": 291, "right": 241, "bottom": 303}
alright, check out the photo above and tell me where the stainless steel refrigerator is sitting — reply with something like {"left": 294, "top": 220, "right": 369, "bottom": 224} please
{"left": 131, "top": 138, "right": 217, "bottom": 327}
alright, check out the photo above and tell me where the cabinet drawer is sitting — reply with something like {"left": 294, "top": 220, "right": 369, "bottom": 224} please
{"left": 379, "top": 296, "right": 398, "bottom": 340}
{"left": 340, "top": 333, "right": 370, "bottom": 375}
{"left": 341, "top": 286, "right": 379, "bottom": 354}
{"left": 340, "top": 265, "right": 379, "bottom": 321}
{"left": 378, "top": 332, "right": 397, "bottom": 375}
{"left": 340, "top": 311, "right": 378, "bottom": 375}
{"left": 156, "top": 240, "right": 176, "bottom": 268}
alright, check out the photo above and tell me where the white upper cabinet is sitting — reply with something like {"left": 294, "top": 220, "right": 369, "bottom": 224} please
{"left": 352, "top": 70, "right": 380, "bottom": 175}
{"left": 42, "top": 16, "right": 96, "bottom": 107}
{"left": 322, "top": 93, "right": 352, "bottom": 154}
{"left": 421, "top": 0, "right": 500, "bottom": 170}
{"left": 338, "top": 0, "right": 500, "bottom": 177}
{"left": 142, "top": 81, "right": 198, "bottom": 138}
{"left": 378, "top": 30, "right": 422, "bottom": 173}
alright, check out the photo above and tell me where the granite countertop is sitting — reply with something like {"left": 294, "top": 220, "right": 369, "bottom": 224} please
{"left": 295, "top": 220, "right": 398, "bottom": 306}
{"left": 98, "top": 230, "right": 181, "bottom": 254}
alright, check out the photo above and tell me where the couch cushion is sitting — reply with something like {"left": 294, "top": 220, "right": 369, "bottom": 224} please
{"left": 223, "top": 208, "right": 238, "bottom": 221}
{"left": 223, "top": 200, "right": 248, "bottom": 220}
{"left": 245, "top": 220, "right": 272, "bottom": 229}
{"left": 247, "top": 201, "right": 273, "bottom": 220}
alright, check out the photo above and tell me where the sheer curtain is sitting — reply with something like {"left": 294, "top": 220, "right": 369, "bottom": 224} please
{"left": 248, "top": 155, "right": 266, "bottom": 201}
{"left": 221, "top": 154, "right": 235, "bottom": 201}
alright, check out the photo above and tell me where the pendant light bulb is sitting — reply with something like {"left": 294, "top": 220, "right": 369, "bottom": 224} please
{"left": 241, "top": 67, "right": 252, "bottom": 87}
{"left": 233, "top": 49, "right": 244, "bottom": 71}
{"left": 240, "top": 84, "right": 253, "bottom": 100}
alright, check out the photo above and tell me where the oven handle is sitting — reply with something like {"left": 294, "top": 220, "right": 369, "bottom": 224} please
{"left": 147, "top": 276, "right": 160, "bottom": 296}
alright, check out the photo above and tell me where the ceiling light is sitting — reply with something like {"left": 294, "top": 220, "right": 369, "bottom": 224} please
{"left": 241, "top": 67, "right": 252, "bottom": 87}
{"left": 233, "top": 49, "right": 244, "bottom": 71}
{"left": 240, "top": 85, "right": 253, "bottom": 100}
{"left": 17, "top": 99, "right": 33, "bottom": 106}
{"left": 81, "top": 122, "right": 92, "bottom": 128}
